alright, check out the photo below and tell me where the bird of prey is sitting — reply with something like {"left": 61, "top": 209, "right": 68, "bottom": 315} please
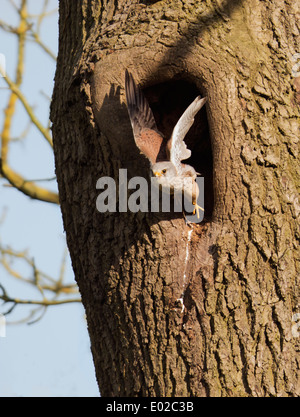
{"left": 125, "top": 70, "right": 207, "bottom": 219}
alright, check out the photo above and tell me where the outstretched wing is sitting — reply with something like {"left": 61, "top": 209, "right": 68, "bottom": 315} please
{"left": 125, "top": 70, "right": 164, "bottom": 165}
{"left": 166, "top": 96, "right": 207, "bottom": 173}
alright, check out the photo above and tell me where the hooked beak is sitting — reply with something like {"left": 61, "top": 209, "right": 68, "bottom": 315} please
{"left": 154, "top": 171, "right": 162, "bottom": 177}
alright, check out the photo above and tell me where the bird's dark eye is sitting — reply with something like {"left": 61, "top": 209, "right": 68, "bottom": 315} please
{"left": 162, "top": 169, "right": 167, "bottom": 174}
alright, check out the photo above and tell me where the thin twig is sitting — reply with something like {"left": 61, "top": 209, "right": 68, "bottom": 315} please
{"left": 1, "top": 71, "right": 53, "bottom": 147}
{"left": 0, "top": 158, "right": 59, "bottom": 204}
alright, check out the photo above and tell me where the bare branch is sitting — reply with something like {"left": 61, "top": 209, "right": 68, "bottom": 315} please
{"left": 0, "top": 244, "right": 81, "bottom": 324}
{"left": 0, "top": 245, "right": 77, "bottom": 294}
{"left": 0, "top": 0, "right": 57, "bottom": 204}
{"left": 0, "top": 1, "right": 74, "bottom": 324}
{"left": 1, "top": 71, "right": 53, "bottom": 147}
{"left": 0, "top": 158, "right": 59, "bottom": 204}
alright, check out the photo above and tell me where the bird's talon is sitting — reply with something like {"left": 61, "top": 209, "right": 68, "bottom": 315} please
{"left": 192, "top": 203, "right": 204, "bottom": 219}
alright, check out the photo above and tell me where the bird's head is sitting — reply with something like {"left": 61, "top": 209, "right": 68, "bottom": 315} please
{"left": 152, "top": 161, "right": 177, "bottom": 178}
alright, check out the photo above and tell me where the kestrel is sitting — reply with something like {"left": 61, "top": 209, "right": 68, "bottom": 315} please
{"left": 125, "top": 70, "right": 207, "bottom": 219}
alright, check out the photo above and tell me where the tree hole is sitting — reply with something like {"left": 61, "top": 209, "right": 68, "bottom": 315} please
{"left": 143, "top": 78, "right": 214, "bottom": 221}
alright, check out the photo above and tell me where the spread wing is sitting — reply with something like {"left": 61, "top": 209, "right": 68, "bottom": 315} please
{"left": 125, "top": 70, "right": 164, "bottom": 165}
{"left": 166, "top": 96, "right": 207, "bottom": 173}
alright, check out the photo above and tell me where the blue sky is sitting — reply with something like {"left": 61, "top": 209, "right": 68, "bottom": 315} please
{"left": 0, "top": 0, "right": 99, "bottom": 396}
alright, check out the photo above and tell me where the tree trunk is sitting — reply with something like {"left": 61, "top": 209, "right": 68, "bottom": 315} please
{"left": 51, "top": 0, "right": 300, "bottom": 396}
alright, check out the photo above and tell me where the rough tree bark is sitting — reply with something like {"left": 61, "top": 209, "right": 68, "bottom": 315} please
{"left": 51, "top": 0, "right": 300, "bottom": 396}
